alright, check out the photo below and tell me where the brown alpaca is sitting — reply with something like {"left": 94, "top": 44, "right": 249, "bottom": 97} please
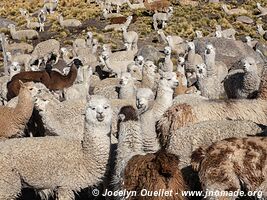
{"left": 7, "top": 59, "right": 82, "bottom": 99}
{"left": 0, "top": 81, "right": 39, "bottom": 138}
{"left": 191, "top": 137, "right": 267, "bottom": 199}
{"left": 46, "top": 60, "right": 81, "bottom": 90}
{"left": 144, "top": 0, "right": 170, "bottom": 12}
{"left": 124, "top": 150, "right": 187, "bottom": 200}
{"left": 157, "top": 69, "right": 267, "bottom": 142}
{"left": 7, "top": 71, "right": 50, "bottom": 100}
{"left": 110, "top": 14, "right": 138, "bottom": 24}
{"left": 174, "top": 72, "right": 197, "bottom": 97}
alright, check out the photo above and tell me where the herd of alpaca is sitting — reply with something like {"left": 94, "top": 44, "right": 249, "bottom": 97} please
{"left": 0, "top": 0, "right": 267, "bottom": 200}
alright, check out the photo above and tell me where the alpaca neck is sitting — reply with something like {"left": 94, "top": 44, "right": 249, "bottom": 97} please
{"left": 159, "top": 32, "right": 167, "bottom": 43}
{"left": 142, "top": 70, "right": 155, "bottom": 88}
{"left": 66, "top": 64, "right": 78, "bottom": 84}
{"left": 188, "top": 48, "right": 195, "bottom": 61}
{"left": 204, "top": 51, "right": 216, "bottom": 76}
{"left": 223, "top": 6, "right": 229, "bottom": 14}
{"left": 243, "top": 70, "right": 260, "bottom": 91}
{"left": 14, "top": 88, "right": 34, "bottom": 125}
{"left": 82, "top": 122, "right": 111, "bottom": 183}
{"left": 155, "top": 83, "right": 174, "bottom": 110}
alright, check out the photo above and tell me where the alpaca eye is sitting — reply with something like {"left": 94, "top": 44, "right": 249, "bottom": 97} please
{"left": 168, "top": 79, "right": 172, "bottom": 81}
{"left": 133, "top": 70, "right": 136, "bottom": 72}
{"left": 104, "top": 106, "right": 109, "bottom": 109}
{"left": 91, "top": 107, "right": 95, "bottom": 110}
{"left": 29, "top": 88, "right": 33, "bottom": 91}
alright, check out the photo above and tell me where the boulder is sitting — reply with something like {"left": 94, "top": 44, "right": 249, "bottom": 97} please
{"left": 0, "top": 17, "right": 16, "bottom": 28}
{"left": 137, "top": 45, "right": 162, "bottom": 64}
{"left": 194, "top": 37, "right": 265, "bottom": 69}
{"left": 236, "top": 16, "right": 254, "bottom": 24}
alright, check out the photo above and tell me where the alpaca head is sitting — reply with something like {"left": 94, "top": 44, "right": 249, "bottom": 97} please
{"left": 178, "top": 56, "right": 185, "bottom": 65}
{"left": 7, "top": 24, "right": 15, "bottom": 30}
{"left": 101, "top": 51, "right": 110, "bottom": 60}
{"left": 195, "top": 30, "right": 203, "bottom": 38}
{"left": 73, "top": 59, "right": 83, "bottom": 68}
{"left": 127, "top": 15, "right": 133, "bottom": 22}
{"left": 87, "top": 31, "right": 93, "bottom": 40}
{"left": 242, "top": 57, "right": 256, "bottom": 72}
{"left": 102, "top": 44, "right": 111, "bottom": 52}
{"left": 19, "top": 81, "right": 42, "bottom": 100}
{"left": 127, "top": 64, "right": 142, "bottom": 81}
{"left": 60, "top": 47, "right": 68, "bottom": 55}
{"left": 167, "top": 7, "right": 174, "bottom": 14}
{"left": 245, "top": 36, "right": 252, "bottom": 42}
{"left": 85, "top": 95, "right": 112, "bottom": 125}
{"left": 164, "top": 46, "right": 172, "bottom": 56}
{"left": 19, "top": 8, "right": 28, "bottom": 17}
{"left": 159, "top": 71, "right": 179, "bottom": 89}
{"left": 135, "top": 55, "right": 144, "bottom": 67}
{"left": 196, "top": 63, "right": 207, "bottom": 78}
{"left": 157, "top": 29, "right": 164, "bottom": 35}
{"left": 136, "top": 88, "right": 154, "bottom": 113}
{"left": 187, "top": 42, "right": 195, "bottom": 51}
{"left": 215, "top": 31, "right": 222, "bottom": 38}
{"left": 34, "top": 90, "right": 55, "bottom": 112}
{"left": 143, "top": 60, "right": 157, "bottom": 74}
{"left": 205, "top": 43, "right": 215, "bottom": 55}
{"left": 120, "top": 72, "right": 134, "bottom": 86}
{"left": 215, "top": 25, "right": 221, "bottom": 31}
{"left": 221, "top": 4, "right": 228, "bottom": 11}
{"left": 118, "top": 105, "right": 139, "bottom": 122}
{"left": 61, "top": 67, "right": 70, "bottom": 75}
{"left": 9, "top": 62, "right": 21, "bottom": 77}
{"left": 256, "top": 24, "right": 263, "bottom": 30}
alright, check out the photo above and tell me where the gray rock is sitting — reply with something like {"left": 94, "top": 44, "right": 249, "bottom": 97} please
{"left": 137, "top": 45, "right": 162, "bottom": 64}
{"left": 0, "top": 17, "right": 16, "bottom": 28}
{"left": 236, "top": 16, "right": 254, "bottom": 24}
{"left": 194, "top": 37, "right": 265, "bottom": 69}
{"left": 255, "top": 42, "right": 267, "bottom": 63}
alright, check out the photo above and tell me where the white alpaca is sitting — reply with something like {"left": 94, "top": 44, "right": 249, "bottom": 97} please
{"left": 118, "top": 72, "right": 137, "bottom": 99}
{"left": 30, "top": 39, "right": 60, "bottom": 68}
{"left": 0, "top": 95, "right": 112, "bottom": 199}
{"left": 122, "top": 26, "right": 138, "bottom": 51}
{"left": 126, "top": 0, "right": 145, "bottom": 9}
{"left": 221, "top": 4, "right": 247, "bottom": 15}
{"left": 256, "top": 24, "right": 266, "bottom": 36}
{"left": 186, "top": 42, "right": 204, "bottom": 71}
{"left": 153, "top": 7, "right": 173, "bottom": 30}
{"left": 64, "top": 65, "right": 92, "bottom": 101}
{"left": 58, "top": 14, "right": 82, "bottom": 28}
{"left": 8, "top": 24, "right": 39, "bottom": 41}
{"left": 6, "top": 52, "right": 32, "bottom": 71}
{"left": 256, "top": 2, "right": 267, "bottom": 17}
{"left": 215, "top": 25, "right": 236, "bottom": 40}
{"left": 153, "top": 71, "right": 179, "bottom": 121}
{"left": 159, "top": 46, "right": 173, "bottom": 72}
{"left": 204, "top": 43, "right": 227, "bottom": 82}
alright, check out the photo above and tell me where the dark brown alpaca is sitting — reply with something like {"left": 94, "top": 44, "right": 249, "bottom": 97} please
{"left": 124, "top": 150, "right": 187, "bottom": 200}
{"left": 45, "top": 59, "right": 82, "bottom": 90}
{"left": 7, "top": 59, "right": 82, "bottom": 100}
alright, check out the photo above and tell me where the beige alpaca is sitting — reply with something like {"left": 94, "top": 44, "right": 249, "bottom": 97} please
{"left": 0, "top": 81, "right": 39, "bottom": 138}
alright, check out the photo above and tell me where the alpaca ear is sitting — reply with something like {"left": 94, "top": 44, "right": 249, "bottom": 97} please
{"left": 118, "top": 114, "right": 125, "bottom": 122}
{"left": 18, "top": 80, "right": 24, "bottom": 87}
